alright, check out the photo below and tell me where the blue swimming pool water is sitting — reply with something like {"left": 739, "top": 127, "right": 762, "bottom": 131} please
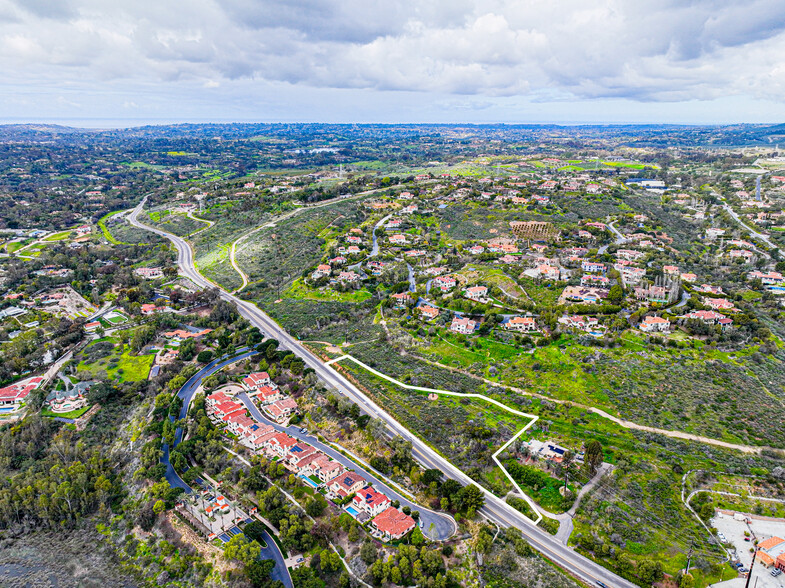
{"left": 0, "top": 407, "right": 15, "bottom": 413}
{"left": 345, "top": 506, "right": 360, "bottom": 517}
{"left": 299, "top": 475, "right": 319, "bottom": 488}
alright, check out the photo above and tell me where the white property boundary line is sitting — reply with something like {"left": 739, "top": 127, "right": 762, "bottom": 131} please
{"left": 326, "top": 354, "right": 546, "bottom": 525}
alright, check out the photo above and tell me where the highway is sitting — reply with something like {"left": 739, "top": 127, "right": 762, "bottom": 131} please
{"left": 128, "top": 199, "right": 639, "bottom": 588}
{"left": 235, "top": 391, "right": 456, "bottom": 541}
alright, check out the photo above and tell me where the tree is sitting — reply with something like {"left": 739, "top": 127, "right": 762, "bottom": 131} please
{"left": 637, "top": 559, "right": 664, "bottom": 585}
{"left": 360, "top": 540, "right": 377, "bottom": 565}
{"left": 585, "top": 440, "right": 604, "bottom": 476}
{"left": 224, "top": 534, "right": 262, "bottom": 567}
{"left": 246, "top": 559, "right": 275, "bottom": 588}
{"left": 457, "top": 484, "right": 485, "bottom": 515}
{"left": 153, "top": 499, "right": 166, "bottom": 515}
{"left": 306, "top": 496, "right": 327, "bottom": 518}
{"left": 290, "top": 567, "right": 325, "bottom": 588}
{"left": 243, "top": 521, "right": 267, "bottom": 544}
{"left": 679, "top": 572, "right": 695, "bottom": 588}
{"left": 422, "top": 469, "right": 442, "bottom": 486}
{"left": 136, "top": 501, "right": 157, "bottom": 531}
{"left": 197, "top": 350, "right": 213, "bottom": 363}
{"left": 607, "top": 284, "right": 624, "bottom": 304}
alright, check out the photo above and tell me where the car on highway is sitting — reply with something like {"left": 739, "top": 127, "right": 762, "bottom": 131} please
{"left": 596, "top": 582, "right": 608, "bottom": 588}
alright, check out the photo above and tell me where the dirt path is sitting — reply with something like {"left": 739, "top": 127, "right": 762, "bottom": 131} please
{"left": 406, "top": 353, "right": 763, "bottom": 455}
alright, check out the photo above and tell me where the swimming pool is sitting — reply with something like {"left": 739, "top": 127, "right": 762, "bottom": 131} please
{"left": 344, "top": 506, "right": 360, "bottom": 517}
{"left": 299, "top": 475, "right": 320, "bottom": 489}
{"left": 0, "top": 407, "right": 15, "bottom": 414}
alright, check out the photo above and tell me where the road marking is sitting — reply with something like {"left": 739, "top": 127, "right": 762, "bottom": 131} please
{"left": 328, "top": 354, "right": 546, "bottom": 524}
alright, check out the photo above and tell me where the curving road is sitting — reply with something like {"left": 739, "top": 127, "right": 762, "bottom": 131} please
{"left": 128, "top": 198, "right": 639, "bottom": 588}
{"left": 235, "top": 391, "right": 456, "bottom": 541}
{"left": 159, "top": 348, "right": 292, "bottom": 588}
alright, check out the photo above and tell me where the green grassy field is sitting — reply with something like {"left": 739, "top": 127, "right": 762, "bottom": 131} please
{"left": 341, "top": 341, "right": 739, "bottom": 582}
{"left": 97, "top": 210, "right": 126, "bottom": 245}
{"left": 285, "top": 278, "right": 373, "bottom": 304}
{"left": 77, "top": 340, "right": 154, "bottom": 382}
{"left": 42, "top": 406, "right": 90, "bottom": 419}
{"left": 41, "top": 229, "right": 75, "bottom": 242}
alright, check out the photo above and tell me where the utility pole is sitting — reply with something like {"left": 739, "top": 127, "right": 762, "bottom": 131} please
{"left": 744, "top": 549, "right": 757, "bottom": 588}
{"left": 685, "top": 542, "right": 693, "bottom": 575}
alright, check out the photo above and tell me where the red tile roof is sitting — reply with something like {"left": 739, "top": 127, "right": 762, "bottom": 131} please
{"left": 372, "top": 507, "right": 416, "bottom": 538}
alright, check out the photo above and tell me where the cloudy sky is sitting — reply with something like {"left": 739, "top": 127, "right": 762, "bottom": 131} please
{"left": 2, "top": 0, "right": 785, "bottom": 125}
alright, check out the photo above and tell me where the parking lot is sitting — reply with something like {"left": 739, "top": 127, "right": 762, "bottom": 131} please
{"left": 711, "top": 512, "right": 785, "bottom": 588}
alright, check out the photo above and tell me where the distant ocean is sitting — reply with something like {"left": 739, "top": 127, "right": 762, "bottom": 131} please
{"left": 0, "top": 117, "right": 274, "bottom": 129}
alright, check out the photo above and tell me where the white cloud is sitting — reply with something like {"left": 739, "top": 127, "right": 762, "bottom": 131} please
{"left": 0, "top": 0, "right": 784, "bottom": 118}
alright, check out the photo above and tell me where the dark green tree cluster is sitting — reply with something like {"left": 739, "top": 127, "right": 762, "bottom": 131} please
{"left": 0, "top": 417, "right": 118, "bottom": 529}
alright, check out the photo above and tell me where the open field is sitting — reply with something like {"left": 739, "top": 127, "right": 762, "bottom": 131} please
{"left": 284, "top": 277, "right": 373, "bottom": 303}
{"left": 76, "top": 338, "right": 155, "bottom": 382}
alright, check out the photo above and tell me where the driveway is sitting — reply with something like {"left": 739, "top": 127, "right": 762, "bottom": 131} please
{"left": 236, "top": 391, "right": 457, "bottom": 541}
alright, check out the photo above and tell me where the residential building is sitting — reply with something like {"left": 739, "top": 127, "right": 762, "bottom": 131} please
{"left": 451, "top": 316, "right": 478, "bottom": 334}
{"left": 371, "top": 507, "right": 416, "bottom": 541}
{"left": 581, "top": 261, "right": 605, "bottom": 274}
{"left": 312, "top": 264, "right": 331, "bottom": 279}
{"left": 328, "top": 471, "right": 367, "bottom": 497}
{"left": 391, "top": 292, "right": 412, "bottom": 308}
{"left": 352, "top": 487, "right": 391, "bottom": 517}
{"left": 418, "top": 305, "right": 439, "bottom": 321}
{"left": 338, "top": 271, "right": 361, "bottom": 283}
{"left": 504, "top": 316, "right": 537, "bottom": 332}
{"left": 255, "top": 385, "right": 284, "bottom": 405}
{"left": 639, "top": 315, "right": 670, "bottom": 333}
{"left": 135, "top": 267, "right": 163, "bottom": 279}
{"left": 465, "top": 285, "right": 488, "bottom": 301}
{"left": 535, "top": 264, "right": 560, "bottom": 281}
{"left": 433, "top": 275, "right": 456, "bottom": 292}
{"left": 264, "top": 397, "right": 298, "bottom": 423}
{"left": 242, "top": 372, "right": 272, "bottom": 391}
{"left": 580, "top": 274, "right": 610, "bottom": 288}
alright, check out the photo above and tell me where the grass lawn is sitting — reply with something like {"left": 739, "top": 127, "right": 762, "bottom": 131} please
{"left": 420, "top": 332, "right": 524, "bottom": 372}
{"left": 98, "top": 210, "right": 126, "bottom": 245}
{"left": 78, "top": 342, "right": 154, "bottom": 382}
{"left": 41, "top": 229, "right": 75, "bottom": 242}
{"left": 104, "top": 313, "right": 128, "bottom": 325}
{"left": 6, "top": 240, "right": 31, "bottom": 253}
{"left": 517, "top": 276, "right": 562, "bottom": 307}
{"left": 42, "top": 406, "right": 90, "bottom": 419}
{"left": 285, "top": 278, "right": 373, "bottom": 304}
{"left": 504, "top": 461, "right": 575, "bottom": 514}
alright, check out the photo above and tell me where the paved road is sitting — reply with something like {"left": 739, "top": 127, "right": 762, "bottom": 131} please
{"left": 161, "top": 348, "right": 256, "bottom": 490}
{"left": 720, "top": 197, "right": 779, "bottom": 252}
{"left": 158, "top": 348, "right": 293, "bottom": 588}
{"left": 235, "top": 391, "right": 456, "bottom": 541}
{"left": 257, "top": 530, "right": 291, "bottom": 588}
{"left": 128, "top": 198, "right": 639, "bottom": 588}
{"left": 597, "top": 220, "right": 627, "bottom": 254}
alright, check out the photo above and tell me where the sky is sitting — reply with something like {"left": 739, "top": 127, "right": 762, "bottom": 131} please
{"left": 2, "top": 0, "right": 785, "bottom": 126}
